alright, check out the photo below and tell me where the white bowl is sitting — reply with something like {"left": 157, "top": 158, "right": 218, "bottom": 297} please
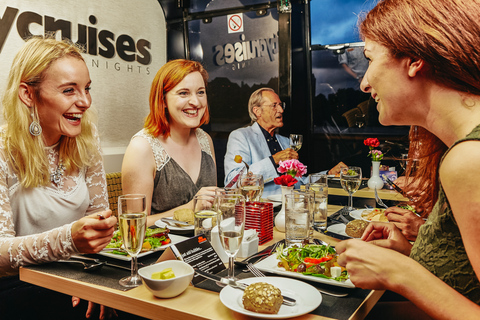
{"left": 138, "top": 260, "right": 194, "bottom": 298}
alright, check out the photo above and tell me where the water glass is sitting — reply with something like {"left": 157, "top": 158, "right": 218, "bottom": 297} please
{"left": 285, "top": 193, "right": 310, "bottom": 246}
{"left": 118, "top": 194, "right": 147, "bottom": 288}
{"left": 308, "top": 173, "right": 328, "bottom": 197}
{"left": 293, "top": 190, "right": 315, "bottom": 240}
{"left": 312, "top": 192, "right": 328, "bottom": 230}
{"left": 238, "top": 173, "right": 264, "bottom": 202}
{"left": 307, "top": 173, "right": 328, "bottom": 230}
{"left": 193, "top": 194, "right": 217, "bottom": 242}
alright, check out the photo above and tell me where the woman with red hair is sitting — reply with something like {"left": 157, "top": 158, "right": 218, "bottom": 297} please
{"left": 122, "top": 59, "right": 216, "bottom": 226}
{"left": 336, "top": 0, "right": 480, "bottom": 319}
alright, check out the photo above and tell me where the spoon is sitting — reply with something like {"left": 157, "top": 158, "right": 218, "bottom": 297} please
{"left": 57, "top": 259, "right": 104, "bottom": 272}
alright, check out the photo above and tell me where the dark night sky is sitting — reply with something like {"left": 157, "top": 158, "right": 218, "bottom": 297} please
{"left": 310, "top": 0, "right": 376, "bottom": 45}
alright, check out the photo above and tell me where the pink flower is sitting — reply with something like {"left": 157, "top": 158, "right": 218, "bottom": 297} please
{"left": 364, "top": 138, "right": 383, "bottom": 161}
{"left": 277, "top": 159, "right": 307, "bottom": 177}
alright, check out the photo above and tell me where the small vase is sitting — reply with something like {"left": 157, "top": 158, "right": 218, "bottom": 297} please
{"left": 368, "top": 161, "right": 384, "bottom": 190}
{"left": 274, "top": 185, "right": 293, "bottom": 232}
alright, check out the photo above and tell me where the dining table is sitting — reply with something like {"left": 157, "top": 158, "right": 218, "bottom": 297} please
{"left": 19, "top": 185, "right": 407, "bottom": 320}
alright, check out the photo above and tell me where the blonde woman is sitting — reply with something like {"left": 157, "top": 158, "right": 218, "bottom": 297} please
{"left": 0, "top": 37, "right": 119, "bottom": 319}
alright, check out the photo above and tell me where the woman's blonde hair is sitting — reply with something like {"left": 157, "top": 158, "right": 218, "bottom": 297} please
{"left": 144, "top": 59, "right": 210, "bottom": 137}
{"left": 1, "top": 36, "right": 99, "bottom": 188}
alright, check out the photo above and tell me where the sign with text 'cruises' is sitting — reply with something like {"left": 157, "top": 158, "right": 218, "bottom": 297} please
{"left": 0, "top": 1, "right": 166, "bottom": 149}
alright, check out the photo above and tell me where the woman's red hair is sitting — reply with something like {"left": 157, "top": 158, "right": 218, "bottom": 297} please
{"left": 144, "top": 59, "right": 210, "bottom": 137}
{"left": 358, "top": 0, "right": 480, "bottom": 215}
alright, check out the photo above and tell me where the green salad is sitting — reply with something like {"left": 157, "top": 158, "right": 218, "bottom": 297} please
{"left": 275, "top": 244, "right": 348, "bottom": 282}
{"left": 105, "top": 228, "right": 170, "bottom": 255}
{"left": 398, "top": 204, "right": 417, "bottom": 214}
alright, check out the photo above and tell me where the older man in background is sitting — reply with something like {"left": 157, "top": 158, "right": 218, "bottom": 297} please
{"left": 224, "top": 88, "right": 304, "bottom": 197}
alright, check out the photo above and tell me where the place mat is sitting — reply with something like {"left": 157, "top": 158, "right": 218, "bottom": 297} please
{"left": 195, "top": 241, "right": 373, "bottom": 320}
{"left": 25, "top": 251, "right": 163, "bottom": 292}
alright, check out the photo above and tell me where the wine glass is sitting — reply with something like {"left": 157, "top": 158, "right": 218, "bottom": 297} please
{"left": 216, "top": 194, "right": 246, "bottom": 280}
{"left": 340, "top": 166, "right": 362, "bottom": 211}
{"left": 238, "top": 173, "right": 264, "bottom": 202}
{"left": 118, "top": 194, "right": 147, "bottom": 287}
{"left": 289, "top": 134, "right": 303, "bottom": 152}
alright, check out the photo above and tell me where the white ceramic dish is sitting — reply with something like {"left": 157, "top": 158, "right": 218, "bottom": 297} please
{"left": 219, "top": 276, "right": 322, "bottom": 319}
{"left": 98, "top": 234, "right": 189, "bottom": 261}
{"left": 254, "top": 255, "right": 355, "bottom": 289}
{"left": 139, "top": 260, "right": 194, "bottom": 298}
{"left": 155, "top": 219, "right": 194, "bottom": 231}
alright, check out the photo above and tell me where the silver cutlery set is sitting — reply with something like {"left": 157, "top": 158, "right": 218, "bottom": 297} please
{"left": 57, "top": 255, "right": 137, "bottom": 271}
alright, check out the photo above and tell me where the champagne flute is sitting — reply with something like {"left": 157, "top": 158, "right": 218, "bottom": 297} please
{"left": 238, "top": 173, "right": 264, "bottom": 202}
{"left": 289, "top": 134, "right": 303, "bottom": 152}
{"left": 118, "top": 194, "right": 147, "bottom": 287}
{"left": 216, "top": 194, "right": 246, "bottom": 280}
{"left": 340, "top": 166, "right": 362, "bottom": 211}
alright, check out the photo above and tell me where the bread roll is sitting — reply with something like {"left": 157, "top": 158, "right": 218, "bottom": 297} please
{"left": 345, "top": 220, "right": 369, "bottom": 238}
{"left": 242, "top": 282, "right": 283, "bottom": 314}
{"left": 173, "top": 208, "right": 194, "bottom": 224}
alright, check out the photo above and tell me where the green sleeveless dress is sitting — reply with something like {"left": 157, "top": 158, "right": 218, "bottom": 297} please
{"left": 410, "top": 125, "right": 480, "bottom": 303}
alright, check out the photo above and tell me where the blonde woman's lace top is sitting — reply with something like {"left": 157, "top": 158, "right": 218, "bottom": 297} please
{"left": 132, "top": 128, "right": 217, "bottom": 214}
{"left": 0, "top": 128, "right": 108, "bottom": 276}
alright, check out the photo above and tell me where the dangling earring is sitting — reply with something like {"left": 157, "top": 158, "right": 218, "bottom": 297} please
{"left": 29, "top": 107, "right": 42, "bottom": 136}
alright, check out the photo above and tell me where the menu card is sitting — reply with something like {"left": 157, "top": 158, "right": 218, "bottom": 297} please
{"left": 157, "top": 234, "right": 225, "bottom": 285}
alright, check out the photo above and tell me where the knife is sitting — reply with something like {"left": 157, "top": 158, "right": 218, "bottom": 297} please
{"left": 161, "top": 217, "right": 192, "bottom": 227}
{"left": 381, "top": 174, "right": 416, "bottom": 202}
{"left": 70, "top": 255, "right": 131, "bottom": 271}
{"left": 194, "top": 268, "right": 296, "bottom": 306}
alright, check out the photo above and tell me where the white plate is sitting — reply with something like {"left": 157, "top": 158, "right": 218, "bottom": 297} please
{"left": 98, "top": 234, "right": 189, "bottom": 261}
{"left": 219, "top": 277, "right": 322, "bottom": 319}
{"left": 349, "top": 209, "right": 368, "bottom": 221}
{"left": 255, "top": 255, "right": 355, "bottom": 289}
{"left": 154, "top": 219, "right": 194, "bottom": 231}
{"left": 326, "top": 224, "right": 348, "bottom": 237}
{"left": 349, "top": 209, "right": 386, "bottom": 222}
{"left": 267, "top": 194, "right": 282, "bottom": 202}
{"left": 327, "top": 224, "right": 361, "bottom": 239}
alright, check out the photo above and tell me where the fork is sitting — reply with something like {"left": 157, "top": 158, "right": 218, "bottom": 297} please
{"left": 246, "top": 263, "right": 349, "bottom": 297}
{"left": 374, "top": 188, "right": 389, "bottom": 209}
{"left": 241, "top": 240, "right": 283, "bottom": 272}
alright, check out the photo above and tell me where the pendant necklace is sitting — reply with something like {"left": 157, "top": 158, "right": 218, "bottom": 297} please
{"left": 51, "top": 159, "right": 65, "bottom": 184}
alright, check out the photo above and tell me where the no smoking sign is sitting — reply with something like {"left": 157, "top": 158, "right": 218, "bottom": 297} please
{"left": 227, "top": 13, "right": 243, "bottom": 33}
